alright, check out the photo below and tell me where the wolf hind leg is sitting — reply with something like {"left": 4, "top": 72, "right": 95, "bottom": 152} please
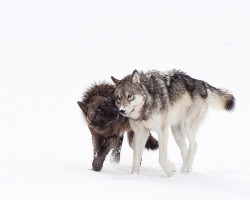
{"left": 171, "top": 123, "right": 188, "bottom": 163}
{"left": 181, "top": 105, "right": 207, "bottom": 173}
{"left": 110, "top": 136, "right": 123, "bottom": 163}
{"left": 158, "top": 128, "right": 176, "bottom": 177}
{"left": 181, "top": 129, "right": 198, "bottom": 173}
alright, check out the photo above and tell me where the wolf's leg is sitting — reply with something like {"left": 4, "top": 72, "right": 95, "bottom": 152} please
{"left": 171, "top": 123, "right": 188, "bottom": 163}
{"left": 92, "top": 136, "right": 117, "bottom": 171}
{"left": 110, "top": 136, "right": 123, "bottom": 163}
{"left": 181, "top": 104, "right": 207, "bottom": 173}
{"left": 127, "top": 130, "right": 159, "bottom": 150}
{"left": 158, "top": 128, "right": 176, "bottom": 177}
{"left": 92, "top": 135, "right": 103, "bottom": 159}
{"left": 181, "top": 128, "right": 198, "bottom": 173}
{"left": 130, "top": 126, "right": 149, "bottom": 174}
{"left": 91, "top": 135, "right": 105, "bottom": 171}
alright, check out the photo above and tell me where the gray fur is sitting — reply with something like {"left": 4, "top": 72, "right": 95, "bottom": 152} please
{"left": 112, "top": 69, "right": 235, "bottom": 176}
{"left": 113, "top": 69, "right": 235, "bottom": 120}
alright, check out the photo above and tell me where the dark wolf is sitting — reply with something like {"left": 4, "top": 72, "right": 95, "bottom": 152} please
{"left": 111, "top": 69, "right": 235, "bottom": 176}
{"left": 77, "top": 83, "right": 158, "bottom": 171}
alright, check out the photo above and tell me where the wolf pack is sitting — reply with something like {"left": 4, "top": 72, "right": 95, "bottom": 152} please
{"left": 78, "top": 69, "right": 235, "bottom": 177}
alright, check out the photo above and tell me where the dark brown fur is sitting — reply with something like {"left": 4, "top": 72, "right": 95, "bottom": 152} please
{"left": 78, "top": 83, "right": 158, "bottom": 171}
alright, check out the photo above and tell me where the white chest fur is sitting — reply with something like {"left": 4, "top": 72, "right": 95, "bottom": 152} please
{"left": 130, "top": 93, "right": 192, "bottom": 133}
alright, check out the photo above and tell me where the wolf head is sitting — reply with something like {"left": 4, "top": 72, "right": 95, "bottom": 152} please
{"left": 77, "top": 95, "right": 119, "bottom": 126}
{"left": 111, "top": 70, "right": 146, "bottom": 120}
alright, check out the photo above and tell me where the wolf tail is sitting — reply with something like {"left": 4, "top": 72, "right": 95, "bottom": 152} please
{"left": 206, "top": 85, "right": 235, "bottom": 111}
{"left": 145, "top": 134, "right": 159, "bottom": 150}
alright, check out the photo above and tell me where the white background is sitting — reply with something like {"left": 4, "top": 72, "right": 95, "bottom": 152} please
{"left": 0, "top": 0, "right": 250, "bottom": 199}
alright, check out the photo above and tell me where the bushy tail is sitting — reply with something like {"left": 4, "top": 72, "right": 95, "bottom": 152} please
{"left": 206, "top": 85, "right": 235, "bottom": 111}
{"left": 145, "top": 134, "right": 159, "bottom": 150}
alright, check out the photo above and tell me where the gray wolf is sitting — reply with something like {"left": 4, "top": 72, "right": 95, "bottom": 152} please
{"left": 77, "top": 83, "right": 159, "bottom": 171}
{"left": 111, "top": 69, "right": 235, "bottom": 176}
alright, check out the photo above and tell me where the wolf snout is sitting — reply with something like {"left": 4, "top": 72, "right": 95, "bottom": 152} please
{"left": 119, "top": 107, "right": 126, "bottom": 114}
{"left": 120, "top": 109, "right": 126, "bottom": 114}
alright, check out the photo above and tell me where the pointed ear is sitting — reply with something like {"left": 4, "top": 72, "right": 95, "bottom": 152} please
{"left": 93, "top": 85, "right": 99, "bottom": 96}
{"left": 111, "top": 76, "right": 121, "bottom": 85}
{"left": 130, "top": 70, "right": 140, "bottom": 85}
{"left": 77, "top": 101, "right": 88, "bottom": 114}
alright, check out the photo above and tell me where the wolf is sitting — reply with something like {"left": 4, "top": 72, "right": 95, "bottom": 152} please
{"left": 77, "top": 83, "right": 159, "bottom": 171}
{"left": 111, "top": 69, "right": 235, "bottom": 176}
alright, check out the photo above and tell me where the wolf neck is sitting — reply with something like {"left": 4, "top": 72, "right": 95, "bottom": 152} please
{"left": 89, "top": 116, "right": 127, "bottom": 137}
{"left": 89, "top": 121, "right": 114, "bottom": 135}
{"left": 133, "top": 71, "right": 169, "bottom": 121}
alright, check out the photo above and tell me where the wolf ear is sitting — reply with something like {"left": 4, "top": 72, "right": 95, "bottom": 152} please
{"left": 77, "top": 101, "right": 88, "bottom": 114}
{"left": 93, "top": 85, "right": 99, "bottom": 96}
{"left": 131, "top": 70, "right": 140, "bottom": 85}
{"left": 111, "top": 76, "right": 121, "bottom": 85}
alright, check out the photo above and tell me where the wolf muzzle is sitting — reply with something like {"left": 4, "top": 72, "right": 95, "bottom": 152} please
{"left": 119, "top": 106, "right": 126, "bottom": 115}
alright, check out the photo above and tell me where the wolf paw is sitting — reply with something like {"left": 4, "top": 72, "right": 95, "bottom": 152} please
{"left": 181, "top": 165, "right": 192, "bottom": 174}
{"left": 170, "top": 163, "right": 176, "bottom": 172}
{"left": 163, "top": 168, "right": 175, "bottom": 177}
{"left": 159, "top": 159, "right": 176, "bottom": 177}
{"left": 92, "top": 157, "right": 104, "bottom": 172}
{"left": 92, "top": 162, "right": 103, "bottom": 172}
{"left": 130, "top": 169, "right": 140, "bottom": 174}
{"left": 110, "top": 154, "right": 120, "bottom": 164}
{"left": 162, "top": 163, "right": 176, "bottom": 177}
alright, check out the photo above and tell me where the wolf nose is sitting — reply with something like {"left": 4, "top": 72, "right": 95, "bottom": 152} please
{"left": 119, "top": 108, "right": 126, "bottom": 114}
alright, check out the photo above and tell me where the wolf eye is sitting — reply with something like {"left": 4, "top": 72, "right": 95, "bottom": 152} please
{"left": 116, "top": 98, "right": 121, "bottom": 104}
{"left": 127, "top": 94, "right": 134, "bottom": 101}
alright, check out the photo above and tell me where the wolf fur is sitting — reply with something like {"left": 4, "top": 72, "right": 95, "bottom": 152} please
{"left": 77, "top": 83, "right": 159, "bottom": 171}
{"left": 111, "top": 69, "right": 235, "bottom": 176}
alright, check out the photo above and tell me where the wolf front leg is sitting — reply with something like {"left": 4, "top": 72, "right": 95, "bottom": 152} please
{"left": 130, "top": 125, "right": 149, "bottom": 174}
{"left": 91, "top": 135, "right": 104, "bottom": 171}
{"left": 92, "top": 135, "right": 103, "bottom": 159}
{"left": 158, "top": 128, "right": 176, "bottom": 177}
{"left": 92, "top": 135, "right": 117, "bottom": 171}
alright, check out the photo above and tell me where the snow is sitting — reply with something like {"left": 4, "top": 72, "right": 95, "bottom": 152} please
{"left": 0, "top": 0, "right": 250, "bottom": 199}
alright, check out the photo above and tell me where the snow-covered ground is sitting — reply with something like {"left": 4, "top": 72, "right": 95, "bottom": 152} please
{"left": 0, "top": 0, "right": 250, "bottom": 199}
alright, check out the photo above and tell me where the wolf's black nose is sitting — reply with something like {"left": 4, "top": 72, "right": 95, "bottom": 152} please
{"left": 120, "top": 109, "right": 125, "bottom": 114}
